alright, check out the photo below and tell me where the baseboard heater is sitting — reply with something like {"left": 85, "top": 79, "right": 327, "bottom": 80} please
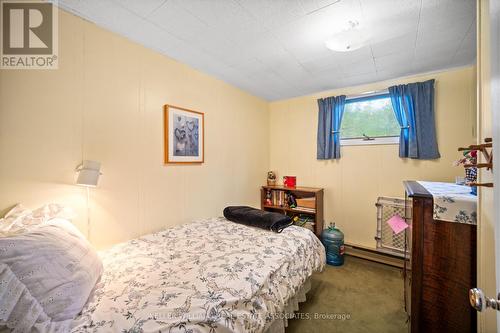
{"left": 344, "top": 243, "right": 404, "bottom": 269}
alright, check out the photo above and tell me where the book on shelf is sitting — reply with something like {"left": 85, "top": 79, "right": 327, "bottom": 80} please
{"left": 293, "top": 206, "right": 316, "bottom": 213}
{"left": 270, "top": 189, "right": 287, "bottom": 207}
{"left": 296, "top": 197, "right": 316, "bottom": 209}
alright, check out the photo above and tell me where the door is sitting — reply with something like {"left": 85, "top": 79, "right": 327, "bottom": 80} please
{"left": 493, "top": 0, "right": 500, "bottom": 329}
{"left": 470, "top": 0, "right": 500, "bottom": 332}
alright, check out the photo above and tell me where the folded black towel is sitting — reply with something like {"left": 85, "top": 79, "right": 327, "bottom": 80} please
{"left": 223, "top": 206, "right": 293, "bottom": 233}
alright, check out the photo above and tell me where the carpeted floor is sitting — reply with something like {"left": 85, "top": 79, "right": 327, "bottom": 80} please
{"left": 287, "top": 256, "right": 408, "bottom": 333}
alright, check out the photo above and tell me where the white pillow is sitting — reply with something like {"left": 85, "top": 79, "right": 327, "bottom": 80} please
{"left": 0, "top": 204, "right": 33, "bottom": 237}
{"left": 0, "top": 218, "right": 103, "bottom": 331}
{"left": 0, "top": 203, "right": 75, "bottom": 237}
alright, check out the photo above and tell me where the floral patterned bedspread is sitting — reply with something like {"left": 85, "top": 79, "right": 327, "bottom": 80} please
{"left": 71, "top": 217, "right": 325, "bottom": 333}
{"left": 417, "top": 181, "right": 478, "bottom": 225}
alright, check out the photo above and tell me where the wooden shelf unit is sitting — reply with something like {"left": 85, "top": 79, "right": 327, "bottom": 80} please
{"left": 260, "top": 185, "right": 324, "bottom": 237}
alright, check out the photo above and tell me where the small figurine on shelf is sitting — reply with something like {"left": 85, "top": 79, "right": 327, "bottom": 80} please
{"left": 267, "top": 171, "right": 277, "bottom": 186}
{"left": 453, "top": 149, "right": 478, "bottom": 195}
{"left": 287, "top": 193, "right": 297, "bottom": 208}
{"left": 265, "top": 189, "right": 272, "bottom": 205}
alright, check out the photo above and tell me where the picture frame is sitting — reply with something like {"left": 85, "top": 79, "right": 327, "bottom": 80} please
{"left": 164, "top": 104, "right": 204, "bottom": 164}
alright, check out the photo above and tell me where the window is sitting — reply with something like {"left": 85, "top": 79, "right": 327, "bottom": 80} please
{"left": 340, "top": 93, "right": 400, "bottom": 145}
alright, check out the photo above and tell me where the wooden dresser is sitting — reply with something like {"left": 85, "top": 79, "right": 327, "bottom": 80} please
{"left": 403, "top": 181, "right": 477, "bottom": 333}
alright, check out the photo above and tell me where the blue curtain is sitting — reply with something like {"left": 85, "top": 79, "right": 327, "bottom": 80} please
{"left": 317, "top": 95, "right": 346, "bottom": 159}
{"left": 388, "top": 79, "right": 440, "bottom": 159}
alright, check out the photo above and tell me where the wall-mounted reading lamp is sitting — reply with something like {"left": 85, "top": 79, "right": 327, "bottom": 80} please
{"left": 76, "top": 160, "right": 101, "bottom": 187}
{"left": 76, "top": 160, "right": 102, "bottom": 240}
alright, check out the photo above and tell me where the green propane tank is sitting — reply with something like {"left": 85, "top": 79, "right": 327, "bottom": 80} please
{"left": 321, "top": 223, "right": 345, "bottom": 266}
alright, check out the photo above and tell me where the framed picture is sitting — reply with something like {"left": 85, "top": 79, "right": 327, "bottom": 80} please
{"left": 164, "top": 105, "right": 204, "bottom": 164}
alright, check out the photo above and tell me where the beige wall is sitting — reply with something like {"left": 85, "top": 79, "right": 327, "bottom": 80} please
{"left": 0, "top": 10, "right": 269, "bottom": 249}
{"left": 0, "top": 8, "right": 479, "bottom": 256}
{"left": 269, "top": 67, "right": 476, "bottom": 248}
{"left": 477, "top": 0, "right": 496, "bottom": 332}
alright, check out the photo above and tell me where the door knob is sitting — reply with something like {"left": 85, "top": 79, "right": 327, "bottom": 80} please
{"left": 469, "top": 288, "right": 500, "bottom": 311}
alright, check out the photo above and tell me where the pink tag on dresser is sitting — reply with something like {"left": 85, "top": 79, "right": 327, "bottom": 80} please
{"left": 387, "top": 215, "right": 409, "bottom": 234}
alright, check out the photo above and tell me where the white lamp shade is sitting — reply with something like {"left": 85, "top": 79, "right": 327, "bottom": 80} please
{"left": 76, "top": 160, "right": 101, "bottom": 187}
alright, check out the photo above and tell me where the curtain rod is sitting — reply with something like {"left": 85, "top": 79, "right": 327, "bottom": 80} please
{"left": 346, "top": 88, "right": 389, "bottom": 100}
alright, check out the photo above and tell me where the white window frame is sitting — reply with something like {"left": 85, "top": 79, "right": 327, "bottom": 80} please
{"left": 340, "top": 92, "right": 399, "bottom": 146}
{"left": 341, "top": 136, "right": 399, "bottom": 146}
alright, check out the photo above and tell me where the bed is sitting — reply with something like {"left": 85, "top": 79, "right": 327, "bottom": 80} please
{"left": 70, "top": 217, "right": 325, "bottom": 333}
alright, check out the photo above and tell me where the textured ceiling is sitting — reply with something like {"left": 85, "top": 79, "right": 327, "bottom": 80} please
{"left": 55, "top": 0, "right": 476, "bottom": 101}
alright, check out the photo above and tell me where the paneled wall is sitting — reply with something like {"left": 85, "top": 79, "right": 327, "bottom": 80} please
{"left": 0, "top": 10, "right": 269, "bottom": 249}
{"left": 269, "top": 67, "right": 476, "bottom": 248}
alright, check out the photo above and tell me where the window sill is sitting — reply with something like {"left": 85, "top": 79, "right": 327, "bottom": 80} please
{"left": 341, "top": 137, "right": 399, "bottom": 146}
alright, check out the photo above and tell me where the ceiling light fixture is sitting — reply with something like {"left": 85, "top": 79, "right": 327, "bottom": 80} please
{"left": 325, "top": 20, "right": 370, "bottom": 52}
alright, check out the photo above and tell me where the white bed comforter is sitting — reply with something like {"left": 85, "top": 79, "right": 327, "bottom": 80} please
{"left": 71, "top": 217, "right": 325, "bottom": 333}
